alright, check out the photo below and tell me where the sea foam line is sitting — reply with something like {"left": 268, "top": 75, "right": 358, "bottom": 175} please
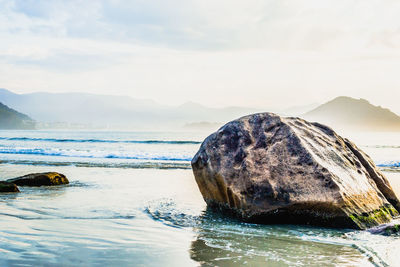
{"left": 377, "top": 161, "right": 400, "bottom": 168}
{"left": 0, "top": 137, "right": 201, "bottom": 145}
{"left": 0, "top": 147, "right": 193, "bottom": 161}
{"left": 0, "top": 159, "right": 191, "bottom": 169}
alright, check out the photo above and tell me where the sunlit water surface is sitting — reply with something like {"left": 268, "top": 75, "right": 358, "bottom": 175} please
{"left": 0, "top": 130, "right": 399, "bottom": 266}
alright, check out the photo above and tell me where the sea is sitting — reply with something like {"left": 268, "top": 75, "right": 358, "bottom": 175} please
{"left": 0, "top": 129, "right": 399, "bottom": 266}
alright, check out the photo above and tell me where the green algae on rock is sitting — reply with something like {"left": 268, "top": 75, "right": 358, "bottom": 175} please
{"left": 7, "top": 172, "right": 69, "bottom": 186}
{"left": 368, "top": 219, "right": 400, "bottom": 236}
{"left": 349, "top": 205, "right": 399, "bottom": 229}
{"left": 192, "top": 113, "right": 400, "bottom": 230}
{"left": 0, "top": 181, "right": 20, "bottom": 192}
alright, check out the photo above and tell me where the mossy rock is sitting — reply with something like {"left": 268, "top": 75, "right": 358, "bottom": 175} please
{"left": 0, "top": 181, "right": 20, "bottom": 192}
{"left": 383, "top": 224, "right": 400, "bottom": 235}
{"left": 349, "top": 205, "right": 399, "bottom": 229}
{"left": 368, "top": 222, "right": 400, "bottom": 236}
{"left": 7, "top": 172, "right": 69, "bottom": 186}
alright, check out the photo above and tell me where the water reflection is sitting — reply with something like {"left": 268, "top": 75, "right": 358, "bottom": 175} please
{"left": 189, "top": 209, "right": 375, "bottom": 267}
{"left": 0, "top": 191, "right": 19, "bottom": 201}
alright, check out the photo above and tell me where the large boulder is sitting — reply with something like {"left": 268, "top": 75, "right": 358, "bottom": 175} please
{"left": 7, "top": 172, "right": 69, "bottom": 186}
{"left": 191, "top": 113, "right": 400, "bottom": 229}
{"left": 0, "top": 181, "right": 20, "bottom": 192}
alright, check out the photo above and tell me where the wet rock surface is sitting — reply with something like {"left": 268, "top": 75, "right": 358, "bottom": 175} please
{"left": 7, "top": 172, "right": 69, "bottom": 186}
{"left": 192, "top": 113, "right": 400, "bottom": 229}
{"left": 368, "top": 220, "right": 400, "bottom": 236}
{"left": 0, "top": 181, "right": 20, "bottom": 192}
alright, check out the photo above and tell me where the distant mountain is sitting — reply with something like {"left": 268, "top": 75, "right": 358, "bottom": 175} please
{"left": 0, "top": 88, "right": 163, "bottom": 126}
{"left": 303, "top": 96, "right": 400, "bottom": 131}
{"left": 0, "top": 88, "right": 263, "bottom": 129}
{"left": 0, "top": 102, "right": 35, "bottom": 129}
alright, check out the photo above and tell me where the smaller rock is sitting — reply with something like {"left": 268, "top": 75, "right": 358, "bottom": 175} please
{"left": 0, "top": 181, "right": 20, "bottom": 192}
{"left": 368, "top": 221, "right": 400, "bottom": 236}
{"left": 7, "top": 172, "right": 69, "bottom": 186}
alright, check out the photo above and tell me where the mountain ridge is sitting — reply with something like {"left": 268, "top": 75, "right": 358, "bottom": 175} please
{"left": 0, "top": 102, "right": 35, "bottom": 129}
{"left": 303, "top": 96, "right": 400, "bottom": 131}
{"left": 0, "top": 88, "right": 263, "bottom": 129}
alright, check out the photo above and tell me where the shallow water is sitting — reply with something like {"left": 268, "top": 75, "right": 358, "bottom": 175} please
{"left": 0, "top": 130, "right": 399, "bottom": 266}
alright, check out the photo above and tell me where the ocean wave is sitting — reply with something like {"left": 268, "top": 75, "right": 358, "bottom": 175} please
{"left": 0, "top": 211, "right": 136, "bottom": 220}
{"left": 145, "top": 200, "right": 201, "bottom": 228}
{"left": 0, "top": 147, "right": 192, "bottom": 161}
{"left": 0, "top": 159, "right": 191, "bottom": 169}
{"left": 0, "top": 137, "right": 201, "bottom": 145}
{"left": 377, "top": 161, "right": 400, "bottom": 168}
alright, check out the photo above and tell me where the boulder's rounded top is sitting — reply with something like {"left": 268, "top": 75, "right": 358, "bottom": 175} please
{"left": 192, "top": 112, "right": 400, "bottom": 229}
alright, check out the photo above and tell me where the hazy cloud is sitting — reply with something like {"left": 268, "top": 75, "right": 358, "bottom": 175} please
{"left": 3, "top": 0, "right": 400, "bottom": 50}
{"left": 0, "top": 0, "right": 399, "bottom": 112}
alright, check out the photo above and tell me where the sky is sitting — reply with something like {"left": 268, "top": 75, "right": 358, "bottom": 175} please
{"left": 0, "top": 0, "right": 400, "bottom": 112}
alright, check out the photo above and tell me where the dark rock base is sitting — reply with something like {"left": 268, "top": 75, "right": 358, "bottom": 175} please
{"left": 7, "top": 172, "right": 69, "bottom": 186}
{"left": 0, "top": 181, "right": 20, "bottom": 192}
{"left": 206, "top": 200, "right": 398, "bottom": 229}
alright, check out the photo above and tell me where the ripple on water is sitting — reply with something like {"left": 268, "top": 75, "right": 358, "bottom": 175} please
{"left": 145, "top": 199, "right": 384, "bottom": 266}
{"left": 145, "top": 199, "right": 202, "bottom": 228}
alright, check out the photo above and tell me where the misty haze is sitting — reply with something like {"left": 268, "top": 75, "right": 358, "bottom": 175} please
{"left": 0, "top": 1, "right": 400, "bottom": 267}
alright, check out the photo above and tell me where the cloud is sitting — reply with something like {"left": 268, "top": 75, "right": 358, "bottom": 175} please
{"left": 0, "top": 0, "right": 399, "bottom": 113}
{"left": 2, "top": 0, "right": 400, "bottom": 50}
